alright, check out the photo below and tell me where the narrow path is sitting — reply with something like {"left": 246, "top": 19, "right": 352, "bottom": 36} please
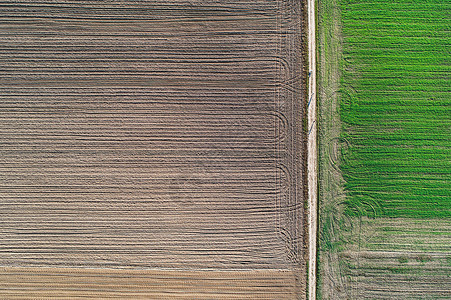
{"left": 307, "top": 0, "right": 318, "bottom": 298}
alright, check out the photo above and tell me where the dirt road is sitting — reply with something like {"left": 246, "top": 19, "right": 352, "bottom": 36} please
{"left": 307, "top": 0, "right": 318, "bottom": 298}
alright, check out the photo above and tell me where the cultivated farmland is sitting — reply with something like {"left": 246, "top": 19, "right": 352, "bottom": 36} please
{"left": 0, "top": 0, "right": 308, "bottom": 298}
{"left": 318, "top": 0, "right": 451, "bottom": 299}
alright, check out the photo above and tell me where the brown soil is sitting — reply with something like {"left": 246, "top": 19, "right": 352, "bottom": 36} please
{"left": 0, "top": 0, "right": 308, "bottom": 298}
{"left": 0, "top": 267, "right": 304, "bottom": 299}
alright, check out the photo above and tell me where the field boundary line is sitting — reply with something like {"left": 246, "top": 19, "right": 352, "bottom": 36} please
{"left": 307, "top": 0, "right": 318, "bottom": 298}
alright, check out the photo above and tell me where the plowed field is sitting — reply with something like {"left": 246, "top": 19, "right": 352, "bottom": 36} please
{"left": 0, "top": 0, "right": 308, "bottom": 298}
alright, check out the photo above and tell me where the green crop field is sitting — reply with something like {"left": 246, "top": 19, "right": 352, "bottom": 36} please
{"left": 318, "top": 0, "right": 451, "bottom": 298}
{"left": 340, "top": 0, "right": 450, "bottom": 219}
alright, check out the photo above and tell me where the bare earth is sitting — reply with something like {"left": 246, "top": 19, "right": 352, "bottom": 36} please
{"left": 0, "top": 0, "right": 308, "bottom": 298}
{"left": 0, "top": 267, "right": 303, "bottom": 299}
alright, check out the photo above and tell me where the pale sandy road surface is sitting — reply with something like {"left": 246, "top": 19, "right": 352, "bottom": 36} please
{"left": 307, "top": 0, "right": 318, "bottom": 298}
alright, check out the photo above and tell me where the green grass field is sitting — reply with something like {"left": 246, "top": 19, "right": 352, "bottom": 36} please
{"left": 339, "top": 0, "right": 450, "bottom": 219}
{"left": 317, "top": 0, "right": 451, "bottom": 298}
